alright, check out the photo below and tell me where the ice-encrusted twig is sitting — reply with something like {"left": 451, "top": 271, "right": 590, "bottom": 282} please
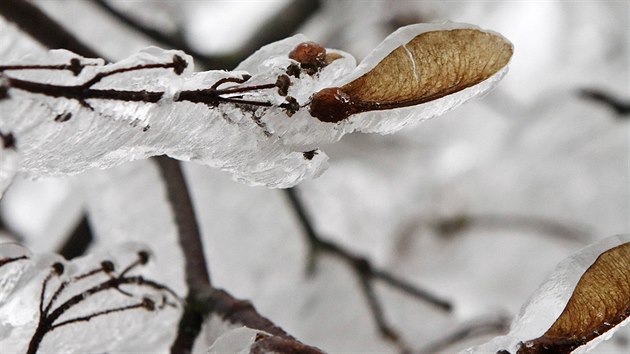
{"left": 27, "top": 252, "right": 181, "bottom": 354}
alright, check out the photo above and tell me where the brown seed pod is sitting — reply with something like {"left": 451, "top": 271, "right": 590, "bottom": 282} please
{"left": 310, "top": 28, "right": 513, "bottom": 123}
{"left": 309, "top": 87, "right": 357, "bottom": 123}
{"left": 517, "top": 242, "right": 630, "bottom": 354}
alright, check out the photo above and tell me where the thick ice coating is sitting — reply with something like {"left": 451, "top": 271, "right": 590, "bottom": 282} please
{"left": 463, "top": 234, "right": 630, "bottom": 354}
{"left": 0, "top": 23, "right": 512, "bottom": 188}
{"left": 0, "top": 243, "right": 181, "bottom": 353}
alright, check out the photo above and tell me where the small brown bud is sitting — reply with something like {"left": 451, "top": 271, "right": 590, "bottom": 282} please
{"left": 289, "top": 42, "right": 327, "bottom": 75}
{"left": 68, "top": 58, "right": 83, "bottom": 76}
{"left": 101, "top": 260, "right": 115, "bottom": 273}
{"left": 172, "top": 55, "right": 187, "bottom": 75}
{"left": 141, "top": 297, "right": 156, "bottom": 311}
{"left": 137, "top": 250, "right": 150, "bottom": 265}
{"left": 52, "top": 262, "right": 64, "bottom": 276}
{"left": 54, "top": 112, "right": 72, "bottom": 123}
{"left": 275, "top": 74, "right": 291, "bottom": 96}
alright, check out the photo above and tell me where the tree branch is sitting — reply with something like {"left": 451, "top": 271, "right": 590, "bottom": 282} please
{"left": 415, "top": 314, "right": 511, "bottom": 354}
{"left": 579, "top": 88, "right": 630, "bottom": 117}
{"left": 90, "top": 0, "right": 322, "bottom": 70}
{"left": 89, "top": 0, "right": 232, "bottom": 69}
{"left": 284, "top": 187, "right": 452, "bottom": 348}
{"left": 154, "top": 156, "right": 210, "bottom": 289}
{"left": 0, "top": 0, "right": 102, "bottom": 58}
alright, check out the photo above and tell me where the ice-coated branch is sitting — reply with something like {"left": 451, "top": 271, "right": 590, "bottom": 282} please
{"left": 27, "top": 251, "right": 181, "bottom": 354}
{"left": 0, "top": 8, "right": 210, "bottom": 353}
{"left": 0, "top": 254, "right": 28, "bottom": 267}
{"left": 0, "top": 10, "right": 513, "bottom": 188}
{"left": 1, "top": 55, "right": 294, "bottom": 111}
{"left": 195, "top": 288, "right": 325, "bottom": 354}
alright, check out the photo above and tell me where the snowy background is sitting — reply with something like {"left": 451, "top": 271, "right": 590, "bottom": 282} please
{"left": 0, "top": 1, "right": 628, "bottom": 353}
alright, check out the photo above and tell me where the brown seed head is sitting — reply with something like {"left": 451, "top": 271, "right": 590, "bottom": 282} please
{"left": 309, "top": 87, "right": 357, "bottom": 123}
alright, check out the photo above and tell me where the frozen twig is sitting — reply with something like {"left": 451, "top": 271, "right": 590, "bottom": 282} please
{"left": 27, "top": 254, "right": 181, "bottom": 354}
{"left": 284, "top": 188, "right": 452, "bottom": 348}
{"left": 0, "top": 254, "right": 28, "bottom": 267}
{"left": 199, "top": 288, "right": 325, "bottom": 353}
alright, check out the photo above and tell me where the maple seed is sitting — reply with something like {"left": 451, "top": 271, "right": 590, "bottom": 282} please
{"left": 517, "top": 242, "right": 630, "bottom": 354}
{"left": 289, "top": 41, "right": 327, "bottom": 75}
{"left": 309, "top": 87, "right": 357, "bottom": 123}
{"left": 309, "top": 28, "right": 512, "bottom": 123}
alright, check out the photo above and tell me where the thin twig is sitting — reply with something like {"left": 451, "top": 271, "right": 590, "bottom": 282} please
{"left": 89, "top": 0, "right": 233, "bottom": 69}
{"left": 91, "top": 0, "right": 322, "bottom": 70}
{"left": 0, "top": 0, "right": 102, "bottom": 58}
{"left": 579, "top": 88, "right": 630, "bottom": 117}
{"left": 415, "top": 314, "right": 511, "bottom": 354}
{"left": 198, "top": 288, "right": 325, "bottom": 353}
{"left": 28, "top": 256, "right": 180, "bottom": 354}
{"left": 431, "top": 214, "right": 591, "bottom": 243}
{"left": 0, "top": 255, "right": 28, "bottom": 268}
{"left": 284, "top": 188, "right": 452, "bottom": 346}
